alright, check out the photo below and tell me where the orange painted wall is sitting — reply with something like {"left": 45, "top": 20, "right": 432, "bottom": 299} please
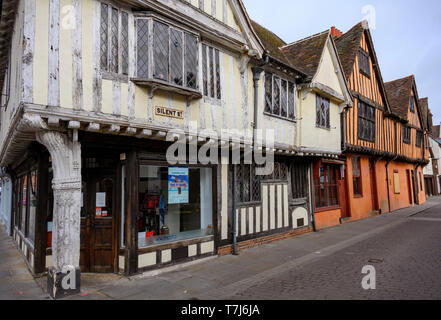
{"left": 315, "top": 209, "right": 341, "bottom": 230}
{"left": 374, "top": 161, "right": 427, "bottom": 213}
{"left": 345, "top": 154, "right": 377, "bottom": 221}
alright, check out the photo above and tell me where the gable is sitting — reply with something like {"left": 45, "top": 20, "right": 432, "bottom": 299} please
{"left": 314, "top": 40, "right": 345, "bottom": 97}
{"left": 409, "top": 87, "right": 423, "bottom": 130}
{"left": 335, "top": 22, "right": 389, "bottom": 111}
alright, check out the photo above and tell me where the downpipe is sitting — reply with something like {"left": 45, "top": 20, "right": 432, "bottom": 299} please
{"left": 309, "top": 163, "right": 317, "bottom": 232}
{"left": 232, "top": 164, "right": 238, "bottom": 255}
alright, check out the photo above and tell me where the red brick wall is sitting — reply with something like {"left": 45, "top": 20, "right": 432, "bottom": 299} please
{"left": 218, "top": 227, "right": 313, "bottom": 256}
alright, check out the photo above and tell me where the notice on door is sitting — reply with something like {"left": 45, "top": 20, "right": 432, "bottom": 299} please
{"left": 96, "top": 192, "right": 106, "bottom": 207}
{"left": 168, "top": 167, "right": 189, "bottom": 204}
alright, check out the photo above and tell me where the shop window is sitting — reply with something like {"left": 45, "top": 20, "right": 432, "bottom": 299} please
{"left": 352, "top": 156, "right": 362, "bottom": 196}
{"left": 358, "top": 101, "right": 375, "bottom": 142}
{"left": 314, "top": 163, "right": 339, "bottom": 209}
{"left": 264, "top": 72, "right": 296, "bottom": 120}
{"left": 136, "top": 17, "right": 199, "bottom": 90}
{"left": 20, "top": 175, "right": 28, "bottom": 232}
{"left": 138, "top": 166, "right": 213, "bottom": 248}
{"left": 316, "top": 95, "right": 330, "bottom": 129}
{"left": 291, "top": 161, "right": 309, "bottom": 199}
{"left": 202, "top": 44, "right": 221, "bottom": 99}
{"left": 100, "top": 3, "right": 129, "bottom": 75}
{"left": 28, "top": 171, "right": 37, "bottom": 244}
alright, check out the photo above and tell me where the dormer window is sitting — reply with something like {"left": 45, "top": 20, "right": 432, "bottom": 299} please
{"left": 358, "top": 49, "right": 370, "bottom": 78}
{"left": 134, "top": 14, "right": 200, "bottom": 96}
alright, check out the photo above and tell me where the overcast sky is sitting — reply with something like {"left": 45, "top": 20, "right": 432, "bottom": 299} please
{"left": 243, "top": 0, "right": 441, "bottom": 126}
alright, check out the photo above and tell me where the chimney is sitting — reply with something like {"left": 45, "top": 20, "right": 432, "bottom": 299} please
{"left": 331, "top": 26, "right": 343, "bottom": 38}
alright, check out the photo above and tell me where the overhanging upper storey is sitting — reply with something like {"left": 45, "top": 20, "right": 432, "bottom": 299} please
{"left": 127, "top": 0, "right": 265, "bottom": 58}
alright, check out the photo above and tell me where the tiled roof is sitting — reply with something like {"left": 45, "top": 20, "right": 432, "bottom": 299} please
{"left": 384, "top": 76, "right": 414, "bottom": 119}
{"left": 433, "top": 125, "right": 440, "bottom": 140}
{"left": 334, "top": 22, "right": 365, "bottom": 79}
{"left": 281, "top": 31, "right": 329, "bottom": 78}
{"left": 250, "top": 20, "right": 290, "bottom": 66}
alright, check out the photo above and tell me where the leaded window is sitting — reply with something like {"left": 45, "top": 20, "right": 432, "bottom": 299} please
{"left": 410, "top": 96, "right": 415, "bottom": 113}
{"left": 136, "top": 19, "right": 149, "bottom": 79}
{"left": 135, "top": 17, "right": 199, "bottom": 91}
{"left": 358, "top": 49, "right": 370, "bottom": 77}
{"left": 170, "top": 28, "right": 183, "bottom": 86}
{"left": 153, "top": 21, "right": 169, "bottom": 81}
{"left": 291, "top": 161, "right": 309, "bottom": 199}
{"left": 236, "top": 164, "right": 262, "bottom": 203}
{"left": 100, "top": 3, "right": 129, "bottom": 75}
{"left": 403, "top": 126, "right": 411, "bottom": 144}
{"left": 264, "top": 73, "right": 296, "bottom": 120}
{"left": 416, "top": 130, "right": 423, "bottom": 147}
{"left": 358, "top": 100, "right": 376, "bottom": 142}
{"left": 316, "top": 94, "right": 330, "bottom": 129}
{"left": 202, "top": 44, "right": 221, "bottom": 99}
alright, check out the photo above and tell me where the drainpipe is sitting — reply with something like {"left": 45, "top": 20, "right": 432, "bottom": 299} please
{"left": 232, "top": 164, "right": 238, "bottom": 255}
{"left": 251, "top": 54, "right": 269, "bottom": 146}
{"left": 415, "top": 163, "right": 421, "bottom": 204}
{"left": 230, "top": 55, "right": 269, "bottom": 256}
{"left": 309, "top": 163, "right": 317, "bottom": 232}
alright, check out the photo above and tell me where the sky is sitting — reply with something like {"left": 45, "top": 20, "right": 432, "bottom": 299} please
{"left": 242, "top": 0, "right": 441, "bottom": 126}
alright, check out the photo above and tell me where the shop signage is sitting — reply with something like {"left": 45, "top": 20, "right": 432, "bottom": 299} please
{"left": 168, "top": 167, "right": 189, "bottom": 204}
{"left": 155, "top": 106, "right": 184, "bottom": 120}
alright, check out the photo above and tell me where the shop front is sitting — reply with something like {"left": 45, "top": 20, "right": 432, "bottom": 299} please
{"left": 43, "top": 133, "right": 218, "bottom": 276}
{"left": 312, "top": 158, "right": 348, "bottom": 230}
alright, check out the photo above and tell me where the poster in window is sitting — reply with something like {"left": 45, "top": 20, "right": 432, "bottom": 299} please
{"left": 168, "top": 167, "right": 189, "bottom": 204}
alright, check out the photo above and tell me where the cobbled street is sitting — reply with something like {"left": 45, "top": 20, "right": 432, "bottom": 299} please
{"left": 1, "top": 197, "right": 441, "bottom": 300}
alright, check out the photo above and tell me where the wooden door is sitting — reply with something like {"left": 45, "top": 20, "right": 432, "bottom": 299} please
{"left": 411, "top": 170, "right": 418, "bottom": 204}
{"left": 369, "top": 159, "right": 378, "bottom": 211}
{"left": 338, "top": 166, "right": 349, "bottom": 218}
{"left": 406, "top": 170, "right": 413, "bottom": 205}
{"left": 80, "top": 171, "right": 115, "bottom": 273}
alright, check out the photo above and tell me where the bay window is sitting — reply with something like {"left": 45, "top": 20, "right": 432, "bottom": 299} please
{"left": 135, "top": 15, "right": 199, "bottom": 91}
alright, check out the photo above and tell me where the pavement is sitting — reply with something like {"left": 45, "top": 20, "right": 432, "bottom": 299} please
{"left": 1, "top": 196, "right": 441, "bottom": 300}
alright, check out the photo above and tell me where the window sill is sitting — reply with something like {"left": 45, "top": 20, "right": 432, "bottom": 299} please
{"left": 102, "top": 71, "right": 129, "bottom": 83}
{"left": 131, "top": 78, "right": 202, "bottom": 100}
{"left": 315, "top": 206, "right": 341, "bottom": 213}
{"left": 353, "top": 194, "right": 363, "bottom": 199}
{"left": 316, "top": 125, "right": 331, "bottom": 131}
{"left": 263, "top": 112, "right": 297, "bottom": 123}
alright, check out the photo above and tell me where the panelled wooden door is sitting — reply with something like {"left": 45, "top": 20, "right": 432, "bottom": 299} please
{"left": 80, "top": 170, "right": 116, "bottom": 273}
{"left": 406, "top": 170, "right": 413, "bottom": 205}
{"left": 369, "top": 159, "right": 378, "bottom": 211}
